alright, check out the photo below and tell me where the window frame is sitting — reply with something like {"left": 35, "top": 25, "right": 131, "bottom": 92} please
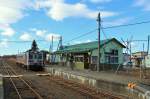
{"left": 91, "top": 56, "right": 98, "bottom": 64}
{"left": 74, "top": 55, "right": 84, "bottom": 62}
{"left": 105, "top": 49, "right": 119, "bottom": 64}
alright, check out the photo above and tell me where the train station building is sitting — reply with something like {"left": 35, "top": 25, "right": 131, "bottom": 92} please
{"left": 53, "top": 38, "right": 126, "bottom": 70}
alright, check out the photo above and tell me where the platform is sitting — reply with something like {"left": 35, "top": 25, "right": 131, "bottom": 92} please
{"left": 0, "top": 74, "right": 3, "bottom": 99}
{"left": 45, "top": 65, "right": 150, "bottom": 99}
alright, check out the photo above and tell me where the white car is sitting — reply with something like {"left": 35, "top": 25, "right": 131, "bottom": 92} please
{"left": 123, "top": 61, "right": 133, "bottom": 69}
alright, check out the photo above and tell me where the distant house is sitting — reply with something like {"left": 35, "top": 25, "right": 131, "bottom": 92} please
{"left": 131, "top": 51, "right": 147, "bottom": 68}
{"left": 123, "top": 53, "right": 130, "bottom": 63}
{"left": 53, "top": 38, "right": 125, "bottom": 70}
{"left": 145, "top": 55, "right": 150, "bottom": 68}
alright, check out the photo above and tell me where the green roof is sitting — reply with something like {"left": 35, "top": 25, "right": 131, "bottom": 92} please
{"left": 56, "top": 38, "right": 125, "bottom": 53}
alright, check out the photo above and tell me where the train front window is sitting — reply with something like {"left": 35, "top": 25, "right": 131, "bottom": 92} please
{"left": 34, "top": 54, "right": 37, "bottom": 59}
{"left": 38, "top": 54, "right": 42, "bottom": 59}
{"left": 29, "top": 54, "right": 33, "bottom": 59}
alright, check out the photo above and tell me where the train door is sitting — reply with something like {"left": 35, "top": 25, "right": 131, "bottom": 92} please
{"left": 39, "top": 53, "right": 43, "bottom": 64}
{"left": 34, "top": 54, "right": 37, "bottom": 63}
{"left": 34, "top": 53, "right": 43, "bottom": 66}
{"left": 28, "top": 53, "right": 34, "bottom": 65}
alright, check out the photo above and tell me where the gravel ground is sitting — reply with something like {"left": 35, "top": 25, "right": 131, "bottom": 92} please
{"left": 3, "top": 75, "right": 89, "bottom": 99}
{"left": 2, "top": 58, "right": 150, "bottom": 99}
{"left": 3, "top": 78, "right": 18, "bottom": 99}
{"left": 3, "top": 59, "right": 115, "bottom": 99}
{"left": 24, "top": 75, "right": 87, "bottom": 99}
{"left": 3, "top": 78, "right": 37, "bottom": 99}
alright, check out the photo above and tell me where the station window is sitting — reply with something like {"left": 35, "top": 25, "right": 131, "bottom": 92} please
{"left": 105, "top": 55, "right": 110, "bottom": 63}
{"left": 91, "top": 56, "right": 98, "bottom": 64}
{"left": 75, "top": 56, "right": 84, "bottom": 62}
{"left": 110, "top": 56, "right": 118, "bottom": 64}
{"left": 111, "top": 49, "right": 118, "bottom": 55}
{"left": 105, "top": 54, "right": 118, "bottom": 64}
{"left": 105, "top": 49, "right": 119, "bottom": 64}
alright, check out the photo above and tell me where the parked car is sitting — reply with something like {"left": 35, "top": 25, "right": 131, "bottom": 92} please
{"left": 123, "top": 61, "right": 133, "bottom": 69}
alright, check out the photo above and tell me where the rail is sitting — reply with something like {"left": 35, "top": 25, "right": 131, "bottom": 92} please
{"left": 0, "top": 60, "right": 43, "bottom": 99}
{"left": 46, "top": 74, "right": 127, "bottom": 99}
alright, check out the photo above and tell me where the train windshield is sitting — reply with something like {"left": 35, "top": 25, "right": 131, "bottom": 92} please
{"left": 34, "top": 54, "right": 37, "bottom": 59}
{"left": 29, "top": 54, "right": 33, "bottom": 59}
{"left": 29, "top": 53, "right": 42, "bottom": 60}
{"left": 38, "top": 54, "right": 42, "bottom": 59}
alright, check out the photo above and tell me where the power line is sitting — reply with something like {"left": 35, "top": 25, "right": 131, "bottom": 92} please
{"left": 131, "top": 40, "right": 147, "bottom": 42}
{"left": 102, "top": 20, "right": 150, "bottom": 29}
{"left": 1, "top": 20, "right": 150, "bottom": 44}
{"left": 101, "top": 26, "right": 108, "bottom": 39}
{"left": 102, "top": 25, "right": 138, "bottom": 43}
{"left": 63, "top": 29, "right": 97, "bottom": 44}
{"left": 64, "top": 20, "right": 150, "bottom": 44}
{"left": 0, "top": 40, "right": 50, "bottom": 43}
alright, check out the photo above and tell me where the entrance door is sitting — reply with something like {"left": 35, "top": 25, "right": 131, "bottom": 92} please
{"left": 84, "top": 53, "right": 89, "bottom": 69}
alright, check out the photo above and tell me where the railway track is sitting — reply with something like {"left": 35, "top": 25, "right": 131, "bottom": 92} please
{"left": 41, "top": 74, "right": 128, "bottom": 99}
{"left": 0, "top": 60, "right": 43, "bottom": 99}
{"left": 1, "top": 59, "right": 129, "bottom": 99}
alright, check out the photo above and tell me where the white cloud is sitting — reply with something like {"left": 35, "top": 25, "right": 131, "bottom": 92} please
{"left": 102, "top": 17, "right": 132, "bottom": 27}
{"left": 36, "top": 30, "right": 46, "bottom": 37}
{"left": 0, "top": 0, "right": 32, "bottom": 25}
{"left": 134, "top": 0, "right": 150, "bottom": 11}
{"left": 0, "top": 0, "right": 33, "bottom": 37}
{"left": 73, "top": 39, "right": 91, "bottom": 44}
{"left": 35, "top": 0, "right": 117, "bottom": 21}
{"left": 30, "top": 28, "right": 61, "bottom": 42}
{"left": 86, "top": 39, "right": 91, "bottom": 42}
{"left": 90, "top": 0, "right": 112, "bottom": 3}
{"left": 0, "top": 24, "right": 15, "bottom": 37}
{"left": 20, "top": 33, "right": 32, "bottom": 41}
{"left": 0, "top": 39, "right": 8, "bottom": 48}
{"left": 31, "top": 28, "right": 46, "bottom": 37}
{"left": 45, "top": 33, "right": 61, "bottom": 41}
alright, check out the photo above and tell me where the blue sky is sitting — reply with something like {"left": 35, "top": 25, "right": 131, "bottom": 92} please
{"left": 0, "top": 0, "right": 150, "bottom": 55}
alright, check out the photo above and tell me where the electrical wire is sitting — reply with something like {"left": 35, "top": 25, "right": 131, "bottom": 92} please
{"left": 102, "top": 20, "right": 150, "bottom": 29}
{"left": 63, "top": 20, "right": 150, "bottom": 44}
{"left": 63, "top": 29, "right": 97, "bottom": 44}
{"left": 1, "top": 20, "right": 150, "bottom": 44}
{"left": 0, "top": 40, "right": 47, "bottom": 43}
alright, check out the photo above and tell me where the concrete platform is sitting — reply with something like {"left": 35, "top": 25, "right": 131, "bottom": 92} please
{"left": 0, "top": 74, "right": 3, "bottom": 99}
{"left": 45, "top": 65, "right": 138, "bottom": 85}
{"left": 45, "top": 65, "right": 150, "bottom": 99}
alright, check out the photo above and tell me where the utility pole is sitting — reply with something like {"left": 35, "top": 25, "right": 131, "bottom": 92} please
{"left": 51, "top": 36, "right": 53, "bottom": 52}
{"left": 129, "top": 42, "right": 132, "bottom": 63}
{"left": 49, "top": 36, "right": 54, "bottom": 63}
{"left": 51, "top": 36, "right": 53, "bottom": 62}
{"left": 97, "top": 12, "right": 101, "bottom": 71}
{"left": 144, "top": 35, "right": 150, "bottom": 79}
{"left": 49, "top": 41, "right": 51, "bottom": 63}
{"left": 129, "top": 36, "right": 133, "bottom": 64}
{"left": 140, "top": 43, "right": 145, "bottom": 79}
{"left": 147, "top": 35, "right": 150, "bottom": 55}
{"left": 60, "top": 36, "right": 62, "bottom": 49}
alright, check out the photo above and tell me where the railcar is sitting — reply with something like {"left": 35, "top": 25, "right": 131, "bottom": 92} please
{"left": 16, "top": 50, "right": 44, "bottom": 71}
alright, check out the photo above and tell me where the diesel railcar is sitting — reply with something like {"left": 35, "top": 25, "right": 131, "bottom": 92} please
{"left": 16, "top": 50, "right": 44, "bottom": 71}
